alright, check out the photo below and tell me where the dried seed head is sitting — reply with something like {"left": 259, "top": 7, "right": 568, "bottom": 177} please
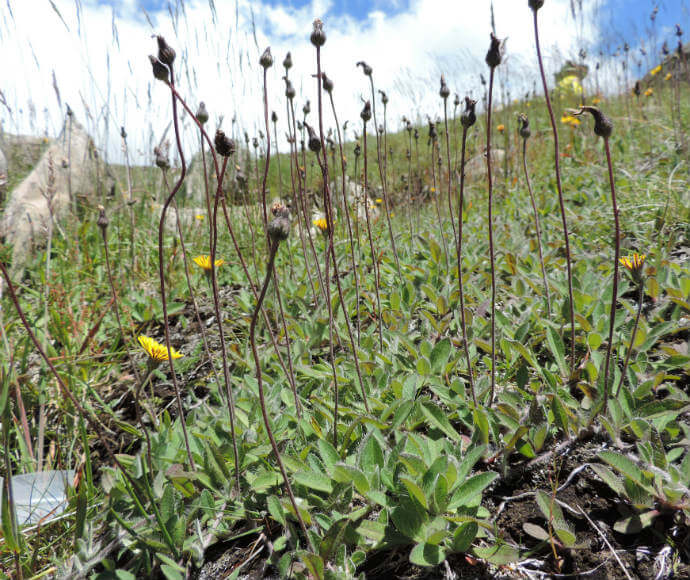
{"left": 379, "top": 90, "right": 388, "bottom": 105}
{"left": 215, "top": 129, "right": 236, "bottom": 157}
{"left": 97, "top": 205, "right": 108, "bottom": 230}
{"left": 304, "top": 122, "right": 321, "bottom": 153}
{"left": 529, "top": 0, "right": 544, "bottom": 10}
{"left": 271, "top": 111, "right": 278, "bottom": 124}
{"left": 571, "top": 106, "right": 613, "bottom": 138}
{"left": 360, "top": 100, "right": 372, "bottom": 123}
{"left": 156, "top": 35, "right": 176, "bottom": 66}
{"left": 518, "top": 113, "right": 531, "bottom": 140}
{"left": 354, "top": 142, "right": 361, "bottom": 157}
{"left": 427, "top": 118, "right": 437, "bottom": 142}
{"left": 460, "top": 97, "right": 477, "bottom": 129}
{"left": 310, "top": 19, "right": 326, "bottom": 47}
{"left": 676, "top": 24, "right": 683, "bottom": 37}
{"left": 356, "top": 61, "right": 373, "bottom": 77}
{"left": 633, "top": 81, "right": 641, "bottom": 96}
{"left": 149, "top": 55, "right": 169, "bottom": 83}
{"left": 454, "top": 94, "right": 460, "bottom": 108}
{"left": 268, "top": 205, "right": 291, "bottom": 243}
{"left": 485, "top": 32, "right": 505, "bottom": 69}
{"left": 322, "top": 72, "right": 334, "bottom": 93}
{"left": 303, "top": 100, "right": 311, "bottom": 117}
{"left": 259, "top": 47, "right": 273, "bottom": 69}
{"left": 406, "top": 120, "right": 412, "bottom": 133}
{"left": 252, "top": 137, "right": 259, "bottom": 150}
{"left": 283, "top": 51, "right": 293, "bottom": 70}
{"left": 284, "top": 78, "right": 296, "bottom": 100}
{"left": 154, "top": 145, "right": 170, "bottom": 170}
{"left": 439, "top": 75, "right": 450, "bottom": 100}
{"left": 196, "top": 101, "right": 209, "bottom": 125}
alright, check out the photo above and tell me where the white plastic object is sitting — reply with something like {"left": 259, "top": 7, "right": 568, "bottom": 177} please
{"left": 1, "top": 470, "right": 75, "bottom": 526}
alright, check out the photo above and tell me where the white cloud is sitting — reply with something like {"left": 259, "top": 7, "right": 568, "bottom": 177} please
{"left": 0, "top": 0, "right": 600, "bottom": 166}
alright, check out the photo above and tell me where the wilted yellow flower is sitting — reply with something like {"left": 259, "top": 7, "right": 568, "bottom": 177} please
{"left": 665, "top": 72, "right": 672, "bottom": 81}
{"left": 193, "top": 255, "right": 225, "bottom": 271}
{"left": 138, "top": 335, "right": 183, "bottom": 362}
{"left": 650, "top": 65, "right": 662, "bottom": 76}
{"left": 560, "top": 114, "right": 581, "bottom": 128}
{"left": 497, "top": 124, "right": 505, "bottom": 133}
{"left": 644, "top": 88, "right": 654, "bottom": 97}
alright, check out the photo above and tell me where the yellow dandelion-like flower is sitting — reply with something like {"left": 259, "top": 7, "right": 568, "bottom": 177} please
{"left": 644, "top": 88, "right": 653, "bottom": 97}
{"left": 193, "top": 255, "right": 225, "bottom": 271}
{"left": 497, "top": 124, "right": 505, "bottom": 133}
{"left": 592, "top": 96, "right": 602, "bottom": 105}
{"left": 195, "top": 214, "right": 205, "bottom": 221}
{"left": 560, "top": 114, "right": 581, "bottom": 128}
{"left": 138, "top": 335, "right": 183, "bottom": 362}
{"left": 313, "top": 217, "right": 329, "bottom": 232}
{"left": 650, "top": 65, "right": 662, "bottom": 76}
{"left": 665, "top": 72, "right": 672, "bottom": 81}
{"left": 619, "top": 253, "right": 645, "bottom": 272}
{"left": 430, "top": 187, "right": 436, "bottom": 193}
{"left": 375, "top": 198, "right": 383, "bottom": 205}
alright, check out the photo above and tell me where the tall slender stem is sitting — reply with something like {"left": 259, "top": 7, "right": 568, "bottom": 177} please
{"left": 614, "top": 281, "right": 644, "bottom": 398}
{"left": 533, "top": 9, "right": 576, "bottom": 374}
{"left": 486, "top": 68, "right": 497, "bottom": 406}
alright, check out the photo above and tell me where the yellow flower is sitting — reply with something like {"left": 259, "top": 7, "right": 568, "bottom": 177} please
{"left": 138, "top": 335, "right": 183, "bottom": 362}
{"left": 650, "top": 65, "right": 662, "bottom": 76}
{"left": 665, "top": 72, "right": 672, "bottom": 81}
{"left": 313, "top": 217, "right": 329, "bottom": 233}
{"left": 619, "top": 253, "right": 645, "bottom": 272}
{"left": 193, "top": 255, "right": 225, "bottom": 271}
{"left": 560, "top": 114, "right": 581, "bottom": 128}
{"left": 497, "top": 124, "right": 505, "bottom": 133}
{"left": 592, "top": 96, "right": 601, "bottom": 105}
{"left": 557, "top": 74, "right": 582, "bottom": 95}
{"left": 644, "top": 88, "right": 653, "bottom": 97}
{"left": 375, "top": 198, "right": 383, "bottom": 205}
{"left": 430, "top": 187, "right": 436, "bottom": 193}
{"left": 195, "top": 214, "right": 205, "bottom": 221}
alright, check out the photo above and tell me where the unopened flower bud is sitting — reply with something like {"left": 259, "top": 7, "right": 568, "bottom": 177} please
{"left": 215, "top": 129, "right": 236, "bottom": 157}
{"left": 260, "top": 47, "right": 273, "bottom": 69}
{"left": 304, "top": 123, "right": 321, "bottom": 153}
{"left": 322, "top": 72, "right": 334, "bottom": 93}
{"left": 354, "top": 142, "right": 361, "bottom": 157}
{"left": 529, "top": 0, "right": 544, "bottom": 11}
{"left": 310, "top": 19, "right": 326, "bottom": 47}
{"left": 283, "top": 51, "right": 293, "bottom": 70}
{"left": 360, "top": 100, "right": 371, "bottom": 123}
{"left": 356, "top": 61, "right": 373, "bottom": 77}
{"left": 439, "top": 76, "right": 450, "bottom": 100}
{"left": 268, "top": 205, "right": 291, "bottom": 243}
{"left": 461, "top": 97, "right": 477, "bottom": 129}
{"left": 574, "top": 106, "right": 613, "bottom": 139}
{"left": 486, "top": 33, "right": 505, "bottom": 69}
{"left": 120, "top": 126, "right": 127, "bottom": 139}
{"left": 157, "top": 35, "right": 176, "bottom": 66}
{"left": 285, "top": 78, "right": 296, "bottom": 100}
{"left": 303, "top": 100, "right": 311, "bottom": 117}
{"left": 196, "top": 102, "right": 209, "bottom": 125}
{"left": 454, "top": 94, "right": 460, "bottom": 108}
{"left": 149, "top": 55, "right": 169, "bottom": 83}
{"left": 271, "top": 111, "right": 278, "bottom": 123}
{"left": 518, "top": 113, "right": 530, "bottom": 140}
{"left": 379, "top": 90, "right": 388, "bottom": 105}
{"left": 154, "top": 145, "right": 169, "bottom": 170}
{"left": 97, "top": 205, "right": 108, "bottom": 230}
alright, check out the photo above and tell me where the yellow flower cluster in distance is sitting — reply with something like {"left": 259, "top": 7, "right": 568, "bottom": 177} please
{"left": 138, "top": 335, "right": 183, "bottom": 362}
{"left": 619, "top": 253, "right": 645, "bottom": 272}
{"left": 650, "top": 65, "right": 662, "bottom": 76}
{"left": 560, "top": 114, "right": 581, "bottom": 128}
{"left": 193, "top": 255, "right": 225, "bottom": 271}
{"left": 644, "top": 88, "right": 654, "bottom": 97}
{"left": 313, "top": 217, "right": 328, "bottom": 232}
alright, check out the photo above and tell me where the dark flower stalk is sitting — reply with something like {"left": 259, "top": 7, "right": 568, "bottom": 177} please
{"left": 458, "top": 97, "right": 477, "bottom": 406}
{"left": 357, "top": 61, "right": 403, "bottom": 282}
{"left": 441, "top": 76, "right": 458, "bottom": 250}
{"left": 151, "top": 38, "right": 196, "bottom": 469}
{"left": 571, "top": 105, "right": 618, "bottom": 415}
{"left": 251, "top": 206, "right": 312, "bottom": 548}
{"left": 361, "top": 100, "right": 384, "bottom": 350}
{"left": 531, "top": 1, "right": 576, "bottom": 375}
{"left": 518, "top": 114, "right": 551, "bottom": 315}
{"left": 485, "top": 32, "right": 504, "bottom": 406}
